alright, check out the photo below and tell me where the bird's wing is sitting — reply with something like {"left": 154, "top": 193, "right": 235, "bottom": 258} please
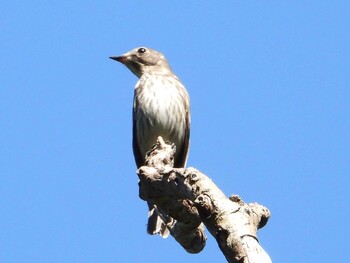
{"left": 174, "top": 91, "right": 190, "bottom": 168}
{"left": 132, "top": 97, "right": 144, "bottom": 168}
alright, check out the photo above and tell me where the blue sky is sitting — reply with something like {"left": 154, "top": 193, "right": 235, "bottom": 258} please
{"left": 1, "top": 1, "right": 349, "bottom": 262}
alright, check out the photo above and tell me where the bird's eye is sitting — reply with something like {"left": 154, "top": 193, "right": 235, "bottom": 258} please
{"left": 137, "top": 48, "right": 147, "bottom": 54}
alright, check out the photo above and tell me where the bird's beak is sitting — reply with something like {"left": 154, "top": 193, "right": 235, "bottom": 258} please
{"left": 109, "top": 56, "right": 127, "bottom": 63}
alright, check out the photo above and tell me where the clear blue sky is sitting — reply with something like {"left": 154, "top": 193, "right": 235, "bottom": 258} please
{"left": 1, "top": 1, "right": 349, "bottom": 262}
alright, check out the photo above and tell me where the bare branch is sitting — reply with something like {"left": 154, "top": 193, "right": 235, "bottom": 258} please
{"left": 137, "top": 137, "right": 271, "bottom": 262}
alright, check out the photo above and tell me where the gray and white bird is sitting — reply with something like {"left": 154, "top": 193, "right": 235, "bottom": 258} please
{"left": 110, "top": 47, "right": 190, "bottom": 237}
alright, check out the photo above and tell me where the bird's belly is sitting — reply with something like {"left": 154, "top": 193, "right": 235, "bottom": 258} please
{"left": 135, "top": 97, "right": 185, "bottom": 158}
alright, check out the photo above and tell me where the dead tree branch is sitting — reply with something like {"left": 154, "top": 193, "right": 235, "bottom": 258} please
{"left": 137, "top": 137, "right": 271, "bottom": 263}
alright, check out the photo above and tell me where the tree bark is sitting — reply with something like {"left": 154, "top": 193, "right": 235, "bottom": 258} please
{"left": 137, "top": 137, "right": 272, "bottom": 263}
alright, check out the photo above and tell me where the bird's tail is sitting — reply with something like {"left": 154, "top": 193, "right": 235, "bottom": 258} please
{"left": 147, "top": 203, "right": 170, "bottom": 238}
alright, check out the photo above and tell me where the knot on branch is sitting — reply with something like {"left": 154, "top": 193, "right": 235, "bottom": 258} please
{"left": 229, "top": 195, "right": 271, "bottom": 230}
{"left": 195, "top": 194, "right": 213, "bottom": 218}
{"left": 248, "top": 203, "right": 271, "bottom": 229}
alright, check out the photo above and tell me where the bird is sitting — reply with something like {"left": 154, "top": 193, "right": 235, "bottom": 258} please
{"left": 110, "top": 47, "right": 191, "bottom": 237}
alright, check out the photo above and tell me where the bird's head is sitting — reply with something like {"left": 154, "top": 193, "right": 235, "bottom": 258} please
{"left": 110, "top": 47, "right": 172, "bottom": 78}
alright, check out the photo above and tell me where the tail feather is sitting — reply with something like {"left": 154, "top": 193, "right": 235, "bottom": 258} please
{"left": 147, "top": 204, "right": 169, "bottom": 238}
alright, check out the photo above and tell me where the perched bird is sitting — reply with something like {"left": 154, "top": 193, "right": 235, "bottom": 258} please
{"left": 110, "top": 47, "right": 191, "bottom": 237}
